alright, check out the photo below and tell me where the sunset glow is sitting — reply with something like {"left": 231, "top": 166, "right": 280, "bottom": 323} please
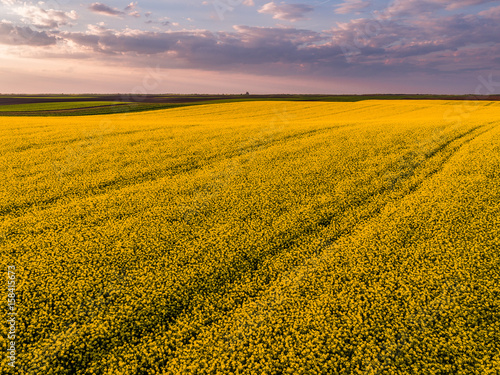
{"left": 1, "top": 0, "right": 499, "bottom": 93}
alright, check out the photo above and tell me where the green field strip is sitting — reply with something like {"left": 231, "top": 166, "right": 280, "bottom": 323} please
{"left": 0, "top": 101, "right": 129, "bottom": 112}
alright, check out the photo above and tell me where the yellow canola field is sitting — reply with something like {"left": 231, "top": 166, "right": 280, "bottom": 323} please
{"left": 1, "top": 100, "right": 499, "bottom": 374}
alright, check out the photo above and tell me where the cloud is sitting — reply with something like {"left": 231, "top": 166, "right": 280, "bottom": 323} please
{"left": 13, "top": 5, "right": 78, "bottom": 29}
{"left": 124, "top": 2, "right": 138, "bottom": 11}
{"left": 202, "top": 0, "right": 254, "bottom": 7}
{"left": 0, "top": 20, "right": 57, "bottom": 45}
{"left": 2, "top": 4, "right": 499, "bottom": 85}
{"left": 89, "top": 2, "right": 143, "bottom": 18}
{"left": 61, "top": 28, "right": 181, "bottom": 54}
{"left": 143, "top": 17, "right": 170, "bottom": 26}
{"left": 124, "top": 2, "right": 141, "bottom": 17}
{"left": 2, "top": 0, "right": 499, "bottom": 94}
{"left": 479, "top": 4, "right": 500, "bottom": 18}
{"left": 58, "top": 25, "right": 327, "bottom": 64}
{"left": 258, "top": 2, "right": 313, "bottom": 22}
{"left": 88, "top": 2, "right": 125, "bottom": 17}
{"left": 445, "top": 0, "right": 499, "bottom": 9}
{"left": 335, "top": 0, "right": 370, "bottom": 14}
{"left": 43, "top": 9, "right": 499, "bottom": 76}
{"left": 385, "top": 0, "right": 442, "bottom": 16}
{"left": 386, "top": 0, "right": 499, "bottom": 16}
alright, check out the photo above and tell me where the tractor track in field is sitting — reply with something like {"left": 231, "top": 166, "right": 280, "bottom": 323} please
{"left": 1, "top": 120, "right": 496, "bottom": 223}
{"left": 1, "top": 120, "right": 496, "bottom": 263}
{"left": 103, "top": 121, "right": 500, "bottom": 360}
{"left": 0, "top": 122, "right": 359, "bottom": 219}
{"left": 1, "top": 120, "right": 495, "bottom": 224}
{"left": 309, "top": 120, "right": 500, "bottom": 256}
{"left": 199, "top": 120, "right": 500, "bottom": 348}
{"left": 7, "top": 119, "right": 500, "bottom": 374}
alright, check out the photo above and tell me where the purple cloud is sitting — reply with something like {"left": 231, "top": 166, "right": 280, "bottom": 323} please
{"left": 14, "top": 5, "right": 78, "bottom": 29}
{"left": 479, "top": 4, "right": 500, "bottom": 18}
{"left": 258, "top": 2, "right": 314, "bottom": 22}
{"left": 88, "top": 2, "right": 125, "bottom": 17}
{"left": 386, "top": 0, "right": 499, "bottom": 16}
{"left": 1, "top": 0, "right": 499, "bottom": 94}
{"left": 335, "top": 0, "right": 370, "bottom": 15}
{"left": 37, "top": 9, "right": 494, "bottom": 78}
{"left": 0, "top": 21, "right": 57, "bottom": 45}
{"left": 124, "top": 2, "right": 138, "bottom": 11}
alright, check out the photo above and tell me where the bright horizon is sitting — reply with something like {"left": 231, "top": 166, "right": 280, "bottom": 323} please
{"left": 1, "top": 0, "right": 499, "bottom": 95}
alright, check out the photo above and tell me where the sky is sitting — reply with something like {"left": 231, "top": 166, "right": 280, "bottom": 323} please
{"left": 0, "top": 0, "right": 499, "bottom": 94}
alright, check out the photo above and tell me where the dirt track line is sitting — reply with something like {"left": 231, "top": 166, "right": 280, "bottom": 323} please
{"left": 315, "top": 120, "right": 500, "bottom": 256}
{"left": 0, "top": 122, "right": 358, "bottom": 219}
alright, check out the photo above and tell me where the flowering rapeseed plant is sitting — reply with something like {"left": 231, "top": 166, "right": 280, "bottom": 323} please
{"left": 1, "top": 100, "right": 499, "bottom": 374}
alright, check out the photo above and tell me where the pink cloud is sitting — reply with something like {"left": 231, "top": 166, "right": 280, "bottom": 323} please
{"left": 258, "top": 2, "right": 313, "bottom": 22}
